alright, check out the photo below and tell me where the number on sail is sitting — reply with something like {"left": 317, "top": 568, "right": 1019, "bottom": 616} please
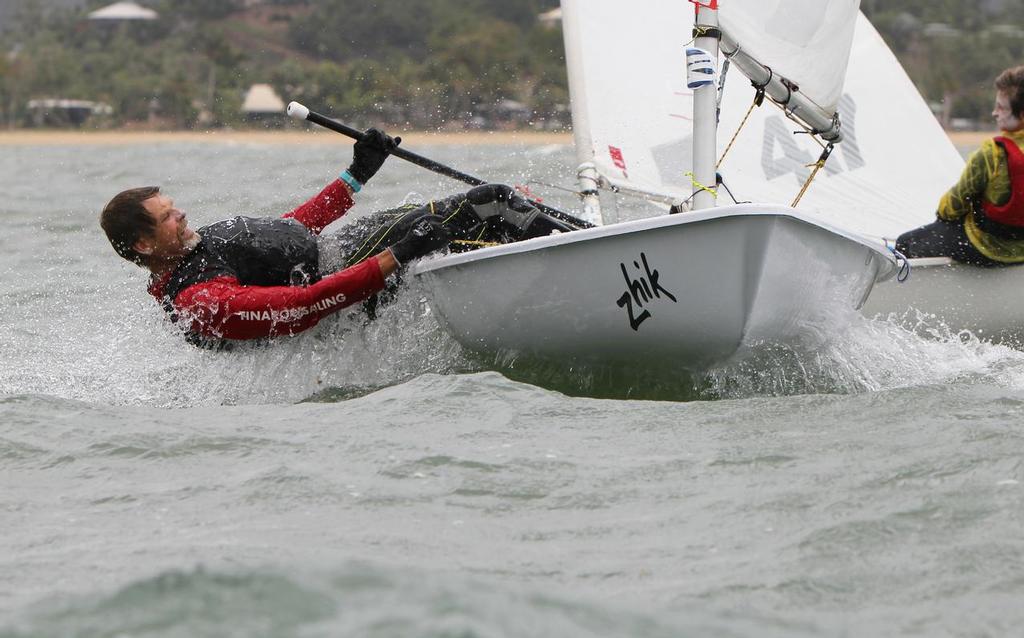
{"left": 760, "top": 116, "right": 814, "bottom": 184}
{"left": 760, "top": 93, "right": 864, "bottom": 183}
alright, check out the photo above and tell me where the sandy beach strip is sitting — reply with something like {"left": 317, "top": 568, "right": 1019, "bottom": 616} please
{"left": 0, "top": 129, "right": 574, "bottom": 146}
{"left": 0, "top": 128, "right": 995, "bottom": 148}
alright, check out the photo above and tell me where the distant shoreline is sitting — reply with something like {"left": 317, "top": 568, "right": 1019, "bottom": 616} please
{"left": 0, "top": 129, "right": 574, "bottom": 146}
{"left": 0, "top": 129, "right": 993, "bottom": 148}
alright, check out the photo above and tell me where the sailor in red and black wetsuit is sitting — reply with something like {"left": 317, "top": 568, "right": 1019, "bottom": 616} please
{"left": 896, "top": 66, "right": 1024, "bottom": 266}
{"left": 99, "top": 129, "right": 449, "bottom": 347}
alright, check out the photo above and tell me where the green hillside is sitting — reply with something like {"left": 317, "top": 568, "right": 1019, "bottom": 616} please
{"left": 0, "top": 0, "right": 1021, "bottom": 130}
{"left": 864, "top": 0, "right": 1024, "bottom": 128}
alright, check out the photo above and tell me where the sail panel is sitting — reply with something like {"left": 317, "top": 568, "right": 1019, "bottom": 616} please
{"left": 715, "top": 13, "right": 964, "bottom": 238}
{"left": 560, "top": 0, "right": 696, "bottom": 203}
{"left": 718, "top": 0, "right": 861, "bottom": 115}
{"left": 560, "top": 0, "right": 964, "bottom": 238}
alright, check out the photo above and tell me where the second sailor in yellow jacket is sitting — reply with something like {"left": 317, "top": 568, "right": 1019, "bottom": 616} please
{"left": 896, "top": 66, "right": 1024, "bottom": 266}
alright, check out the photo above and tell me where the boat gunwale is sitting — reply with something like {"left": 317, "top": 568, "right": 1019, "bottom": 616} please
{"left": 412, "top": 202, "right": 897, "bottom": 279}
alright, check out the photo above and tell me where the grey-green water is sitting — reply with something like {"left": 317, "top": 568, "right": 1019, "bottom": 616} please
{"left": 2, "top": 140, "right": 1023, "bottom": 637}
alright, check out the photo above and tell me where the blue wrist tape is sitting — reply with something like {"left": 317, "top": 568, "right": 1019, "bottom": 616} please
{"left": 339, "top": 169, "right": 362, "bottom": 193}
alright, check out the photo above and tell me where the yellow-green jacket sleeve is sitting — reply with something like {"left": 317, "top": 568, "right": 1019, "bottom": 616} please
{"left": 936, "top": 140, "right": 1002, "bottom": 221}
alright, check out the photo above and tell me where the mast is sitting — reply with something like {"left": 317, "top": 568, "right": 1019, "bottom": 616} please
{"left": 561, "top": 0, "right": 604, "bottom": 226}
{"left": 690, "top": 2, "right": 720, "bottom": 211}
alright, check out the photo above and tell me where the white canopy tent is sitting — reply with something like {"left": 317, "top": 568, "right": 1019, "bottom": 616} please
{"left": 87, "top": 2, "right": 158, "bottom": 21}
{"left": 242, "top": 84, "right": 286, "bottom": 115}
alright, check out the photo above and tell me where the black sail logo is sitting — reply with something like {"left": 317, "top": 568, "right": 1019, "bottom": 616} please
{"left": 616, "top": 252, "right": 677, "bottom": 331}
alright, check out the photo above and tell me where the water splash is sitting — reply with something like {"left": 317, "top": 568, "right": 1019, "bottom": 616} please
{"left": 5, "top": 140, "right": 1023, "bottom": 406}
{"left": 479, "top": 305, "right": 1024, "bottom": 402}
{"left": 703, "top": 309, "right": 1024, "bottom": 399}
{"left": 1, "top": 268, "right": 472, "bottom": 407}
{"left": 7, "top": 261, "right": 1023, "bottom": 407}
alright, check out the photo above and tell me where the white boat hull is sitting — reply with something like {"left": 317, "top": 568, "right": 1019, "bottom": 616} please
{"left": 862, "top": 257, "right": 1024, "bottom": 344}
{"left": 414, "top": 204, "right": 896, "bottom": 369}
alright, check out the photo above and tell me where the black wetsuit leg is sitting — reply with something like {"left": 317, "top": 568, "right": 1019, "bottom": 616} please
{"left": 315, "top": 196, "right": 496, "bottom": 319}
{"left": 895, "top": 219, "right": 1003, "bottom": 267}
{"left": 316, "top": 194, "right": 581, "bottom": 319}
{"left": 318, "top": 193, "right": 557, "bottom": 274}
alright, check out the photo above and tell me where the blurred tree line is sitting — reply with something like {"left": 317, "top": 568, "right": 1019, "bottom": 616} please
{"left": 863, "top": 0, "right": 1024, "bottom": 129}
{"left": 0, "top": 0, "right": 564, "bottom": 129}
{"left": 0, "top": 0, "right": 1021, "bottom": 130}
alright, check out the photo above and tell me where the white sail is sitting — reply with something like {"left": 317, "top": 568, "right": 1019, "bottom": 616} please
{"left": 717, "top": 13, "right": 964, "bottom": 238}
{"left": 560, "top": 0, "right": 964, "bottom": 239}
{"left": 718, "top": 0, "right": 861, "bottom": 116}
{"left": 561, "top": 0, "right": 697, "bottom": 204}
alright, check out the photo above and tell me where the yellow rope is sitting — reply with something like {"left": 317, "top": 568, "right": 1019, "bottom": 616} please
{"left": 791, "top": 145, "right": 833, "bottom": 207}
{"left": 755, "top": 96, "right": 836, "bottom": 206}
{"left": 682, "top": 24, "right": 714, "bottom": 48}
{"left": 791, "top": 161, "right": 825, "bottom": 207}
{"left": 766, "top": 97, "right": 827, "bottom": 151}
{"left": 685, "top": 171, "right": 718, "bottom": 199}
{"left": 452, "top": 239, "right": 500, "bottom": 248}
{"left": 717, "top": 98, "right": 758, "bottom": 169}
{"left": 440, "top": 199, "right": 468, "bottom": 224}
{"left": 345, "top": 207, "right": 416, "bottom": 266}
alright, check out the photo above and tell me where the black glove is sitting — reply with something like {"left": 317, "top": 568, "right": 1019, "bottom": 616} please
{"left": 348, "top": 128, "right": 400, "bottom": 186}
{"left": 388, "top": 216, "right": 450, "bottom": 266}
{"left": 466, "top": 183, "right": 537, "bottom": 214}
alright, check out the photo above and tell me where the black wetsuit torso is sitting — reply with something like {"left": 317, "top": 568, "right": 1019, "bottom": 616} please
{"left": 162, "top": 216, "right": 322, "bottom": 305}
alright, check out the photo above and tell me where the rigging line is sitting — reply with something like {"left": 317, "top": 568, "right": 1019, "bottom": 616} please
{"left": 344, "top": 205, "right": 418, "bottom": 267}
{"left": 764, "top": 94, "right": 828, "bottom": 150}
{"left": 440, "top": 199, "right": 469, "bottom": 225}
{"left": 717, "top": 174, "right": 748, "bottom": 205}
{"left": 523, "top": 180, "right": 585, "bottom": 197}
{"left": 892, "top": 246, "right": 911, "bottom": 282}
{"left": 716, "top": 90, "right": 761, "bottom": 169}
{"left": 745, "top": 63, "right": 836, "bottom": 149}
{"left": 791, "top": 143, "right": 834, "bottom": 207}
{"left": 685, "top": 171, "right": 718, "bottom": 199}
{"left": 674, "top": 190, "right": 698, "bottom": 210}
{"left": 684, "top": 22, "right": 720, "bottom": 48}
{"left": 452, "top": 239, "right": 499, "bottom": 248}
{"left": 763, "top": 92, "right": 836, "bottom": 205}
{"left": 677, "top": 170, "right": 736, "bottom": 211}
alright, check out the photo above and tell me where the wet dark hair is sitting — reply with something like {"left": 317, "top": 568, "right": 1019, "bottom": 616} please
{"left": 996, "top": 66, "right": 1024, "bottom": 119}
{"left": 100, "top": 186, "right": 160, "bottom": 266}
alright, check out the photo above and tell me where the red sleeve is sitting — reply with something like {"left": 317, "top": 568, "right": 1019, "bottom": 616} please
{"left": 172, "top": 258, "right": 386, "bottom": 340}
{"left": 283, "top": 179, "right": 355, "bottom": 234}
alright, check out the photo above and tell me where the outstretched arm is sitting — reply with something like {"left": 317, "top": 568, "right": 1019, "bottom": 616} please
{"left": 173, "top": 254, "right": 392, "bottom": 340}
{"left": 283, "top": 179, "right": 355, "bottom": 234}
{"left": 285, "top": 128, "right": 400, "bottom": 233}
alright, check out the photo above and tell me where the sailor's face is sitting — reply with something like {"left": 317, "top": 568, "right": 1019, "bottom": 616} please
{"left": 139, "top": 194, "right": 198, "bottom": 260}
{"left": 993, "top": 91, "right": 1022, "bottom": 132}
